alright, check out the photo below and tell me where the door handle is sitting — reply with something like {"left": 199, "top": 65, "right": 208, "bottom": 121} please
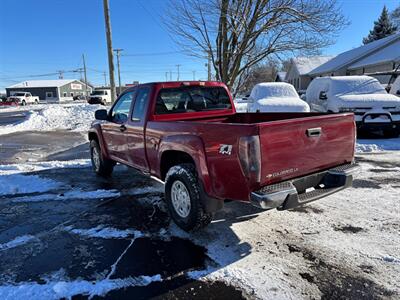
{"left": 306, "top": 127, "right": 321, "bottom": 137}
{"left": 119, "top": 124, "right": 127, "bottom": 132}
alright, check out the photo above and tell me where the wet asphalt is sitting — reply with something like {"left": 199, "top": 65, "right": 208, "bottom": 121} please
{"left": 0, "top": 115, "right": 249, "bottom": 299}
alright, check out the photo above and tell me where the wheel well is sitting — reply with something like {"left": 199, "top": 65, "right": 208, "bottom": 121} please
{"left": 160, "top": 151, "right": 195, "bottom": 181}
{"left": 88, "top": 132, "right": 99, "bottom": 143}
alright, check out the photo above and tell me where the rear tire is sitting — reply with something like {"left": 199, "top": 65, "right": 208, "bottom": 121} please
{"left": 165, "top": 163, "right": 212, "bottom": 232}
{"left": 35, "top": 99, "right": 39, "bottom": 104}
{"left": 21, "top": 100, "right": 26, "bottom": 106}
{"left": 90, "top": 140, "right": 114, "bottom": 177}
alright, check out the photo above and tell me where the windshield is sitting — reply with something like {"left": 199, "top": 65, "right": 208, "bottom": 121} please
{"left": 14, "top": 93, "right": 26, "bottom": 96}
{"left": 155, "top": 86, "right": 231, "bottom": 114}
{"left": 331, "top": 78, "right": 386, "bottom": 96}
{"left": 91, "top": 91, "right": 106, "bottom": 96}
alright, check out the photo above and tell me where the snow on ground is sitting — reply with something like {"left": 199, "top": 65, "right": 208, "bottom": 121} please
{"left": 0, "top": 174, "right": 60, "bottom": 196}
{"left": 356, "top": 137, "right": 400, "bottom": 152}
{"left": 63, "top": 225, "right": 144, "bottom": 239}
{"left": 0, "top": 275, "right": 162, "bottom": 300}
{"left": 0, "top": 103, "right": 102, "bottom": 135}
{"left": 0, "top": 235, "right": 36, "bottom": 251}
{"left": 0, "top": 159, "right": 91, "bottom": 175}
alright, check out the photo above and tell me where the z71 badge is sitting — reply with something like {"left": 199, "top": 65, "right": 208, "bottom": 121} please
{"left": 219, "top": 144, "right": 232, "bottom": 155}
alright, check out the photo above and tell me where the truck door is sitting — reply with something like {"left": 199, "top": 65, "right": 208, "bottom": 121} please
{"left": 101, "top": 91, "right": 135, "bottom": 162}
{"left": 125, "top": 87, "right": 151, "bottom": 172}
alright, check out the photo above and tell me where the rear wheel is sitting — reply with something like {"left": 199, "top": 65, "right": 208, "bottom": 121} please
{"left": 21, "top": 100, "right": 26, "bottom": 106}
{"left": 35, "top": 99, "right": 39, "bottom": 104}
{"left": 90, "top": 140, "right": 115, "bottom": 177}
{"left": 165, "top": 164, "right": 212, "bottom": 232}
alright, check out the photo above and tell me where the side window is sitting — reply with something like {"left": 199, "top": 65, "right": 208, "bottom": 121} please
{"left": 111, "top": 92, "right": 134, "bottom": 123}
{"left": 132, "top": 87, "right": 150, "bottom": 121}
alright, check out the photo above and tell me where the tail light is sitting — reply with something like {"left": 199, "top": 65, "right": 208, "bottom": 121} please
{"left": 238, "top": 135, "right": 261, "bottom": 182}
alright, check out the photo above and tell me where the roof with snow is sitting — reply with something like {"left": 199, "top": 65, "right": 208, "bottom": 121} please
{"left": 291, "top": 56, "right": 335, "bottom": 75}
{"left": 309, "top": 33, "right": 400, "bottom": 76}
{"left": 8, "top": 79, "right": 81, "bottom": 88}
{"left": 348, "top": 39, "right": 400, "bottom": 70}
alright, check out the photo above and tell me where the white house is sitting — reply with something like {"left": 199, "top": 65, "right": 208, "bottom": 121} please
{"left": 285, "top": 56, "right": 334, "bottom": 91}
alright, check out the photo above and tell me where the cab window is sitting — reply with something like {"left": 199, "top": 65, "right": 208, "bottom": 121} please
{"left": 111, "top": 92, "right": 134, "bottom": 123}
{"left": 132, "top": 87, "right": 150, "bottom": 121}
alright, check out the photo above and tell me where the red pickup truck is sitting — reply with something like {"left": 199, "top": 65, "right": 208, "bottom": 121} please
{"left": 89, "top": 81, "right": 358, "bottom": 231}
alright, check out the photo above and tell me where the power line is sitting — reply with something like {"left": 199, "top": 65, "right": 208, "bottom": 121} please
{"left": 122, "top": 51, "right": 183, "bottom": 57}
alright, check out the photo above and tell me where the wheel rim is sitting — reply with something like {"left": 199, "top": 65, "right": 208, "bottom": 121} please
{"left": 171, "top": 180, "right": 191, "bottom": 218}
{"left": 92, "top": 146, "right": 101, "bottom": 171}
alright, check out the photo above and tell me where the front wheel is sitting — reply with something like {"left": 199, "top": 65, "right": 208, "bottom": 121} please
{"left": 165, "top": 164, "right": 212, "bottom": 232}
{"left": 90, "top": 140, "right": 115, "bottom": 177}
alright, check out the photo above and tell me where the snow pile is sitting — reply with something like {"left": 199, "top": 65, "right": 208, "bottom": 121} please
{"left": 0, "top": 275, "right": 162, "bottom": 300}
{"left": 0, "top": 174, "right": 60, "bottom": 196}
{"left": 0, "top": 103, "right": 102, "bottom": 135}
{"left": 248, "top": 83, "right": 310, "bottom": 113}
{"left": 11, "top": 189, "right": 120, "bottom": 203}
{"left": 0, "top": 235, "right": 35, "bottom": 251}
{"left": 0, "top": 159, "right": 90, "bottom": 175}
{"left": 63, "top": 225, "right": 144, "bottom": 239}
{"left": 356, "top": 138, "right": 400, "bottom": 152}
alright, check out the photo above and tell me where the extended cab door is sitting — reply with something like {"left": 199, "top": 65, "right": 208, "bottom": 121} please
{"left": 101, "top": 91, "right": 135, "bottom": 162}
{"left": 125, "top": 87, "right": 151, "bottom": 172}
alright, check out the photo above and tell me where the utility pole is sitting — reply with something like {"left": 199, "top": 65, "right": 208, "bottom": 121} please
{"left": 176, "top": 64, "right": 181, "bottom": 81}
{"left": 103, "top": 72, "right": 107, "bottom": 86}
{"left": 113, "top": 48, "right": 123, "bottom": 96}
{"left": 165, "top": 72, "right": 168, "bottom": 82}
{"left": 103, "top": 0, "right": 116, "bottom": 102}
{"left": 57, "top": 70, "right": 64, "bottom": 79}
{"left": 192, "top": 70, "right": 196, "bottom": 81}
{"left": 207, "top": 51, "right": 211, "bottom": 81}
{"left": 82, "top": 54, "right": 89, "bottom": 99}
{"left": 169, "top": 71, "right": 172, "bottom": 81}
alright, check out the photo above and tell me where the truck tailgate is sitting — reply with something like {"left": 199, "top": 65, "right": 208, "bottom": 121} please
{"left": 258, "top": 114, "right": 355, "bottom": 186}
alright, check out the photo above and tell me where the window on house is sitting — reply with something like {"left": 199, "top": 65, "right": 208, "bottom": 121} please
{"left": 63, "top": 92, "right": 67, "bottom": 97}
{"left": 46, "top": 92, "right": 53, "bottom": 98}
{"left": 70, "top": 92, "right": 74, "bottom": 97}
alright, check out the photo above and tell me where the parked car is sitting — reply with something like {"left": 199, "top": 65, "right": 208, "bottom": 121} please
{"left": 8, "top": 92, "right": 39, "bottom": 105}
{"left": 88, "top": 89, "right": 111, "bottom": 105}
{"left": 73, "top": 94, "right": 89, "bottom": 101}
{"left": 89, "top": 81, "right": 357, "bottom": 232}
{"left": 306, "top": 76, "right": 400, "bottom": 136}
{"left": 0, "top": 97, "right": 19, "bottom": 107}
{"left": 247, "top": 83, "right": 310, "bottom": 112}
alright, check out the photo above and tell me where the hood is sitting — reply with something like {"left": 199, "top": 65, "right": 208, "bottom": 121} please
{"left": 330, "top": 94, "right": 400, "bottom": 111}
{"left": 249, "top": 97, "right": 310, "bottom": 112}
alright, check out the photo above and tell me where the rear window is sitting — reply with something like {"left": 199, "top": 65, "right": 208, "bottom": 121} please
{"left": 155, "top": 86, "right": 231, "bottom": 115}
{"left": 331, "top": 78, "right": 386, "bottom": 96}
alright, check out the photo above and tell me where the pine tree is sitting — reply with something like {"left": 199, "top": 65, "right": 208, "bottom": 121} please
{"left": 363, "top": 6, "right": 398, "bottom": 44}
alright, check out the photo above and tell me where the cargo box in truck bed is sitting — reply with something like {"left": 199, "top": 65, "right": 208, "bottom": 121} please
{"left": 89, "top": 81, "right": 358, "bottom": 231}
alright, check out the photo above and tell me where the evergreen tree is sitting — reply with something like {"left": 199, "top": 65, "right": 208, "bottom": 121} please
{"left": 363, "top": 6, "right": 398, "bottom": 44}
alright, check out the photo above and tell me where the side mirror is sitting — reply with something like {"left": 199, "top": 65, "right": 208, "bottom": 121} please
{"left": 95, "top": 109, "right": 108, "bottom": 120}
{"left": 319, "top": 91, "right": 327, "bottom": 100}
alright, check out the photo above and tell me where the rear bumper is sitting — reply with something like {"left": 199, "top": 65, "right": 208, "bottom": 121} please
{"left": 356, "top": 121, "right": 400, "bottom": 131}
{"left": 250, "top": 163, "right": 359, "bottom": 210}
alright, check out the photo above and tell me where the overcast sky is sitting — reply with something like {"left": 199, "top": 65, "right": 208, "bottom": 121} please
{"left": 0, "top": 0, "right": 398, "bottom": 90}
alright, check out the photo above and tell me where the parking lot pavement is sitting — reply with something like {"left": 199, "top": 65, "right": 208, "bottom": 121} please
{"left": 0, "top": 110, "right": 30, "bottom": 126}
{"left": 0, "top": 130, "right": 399, "bottom": 299}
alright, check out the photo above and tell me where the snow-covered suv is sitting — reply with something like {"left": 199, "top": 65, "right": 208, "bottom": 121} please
{"left": 306, "top": 76, "right": 400, "bottom": 136}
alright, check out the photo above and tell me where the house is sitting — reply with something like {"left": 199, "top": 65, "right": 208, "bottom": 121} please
{"left": 6, "top": 79, "right": 92, "bottom": 102}
{"left": 285, "top": 56, "right": 334, "bottom": 91}
{"left": 308, "top": 33, "right": 400, "bottom": 83}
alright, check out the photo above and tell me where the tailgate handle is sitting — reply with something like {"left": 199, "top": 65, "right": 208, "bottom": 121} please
{"left": 306, "top": 127, "right": 321, "bottom": 137}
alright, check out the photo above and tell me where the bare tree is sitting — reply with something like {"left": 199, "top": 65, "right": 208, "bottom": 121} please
{"left": 164, "top": 0, "right": 347, "bottom": 94}
{"left": 237, "top": 62, "right": 278, "bottom": 94}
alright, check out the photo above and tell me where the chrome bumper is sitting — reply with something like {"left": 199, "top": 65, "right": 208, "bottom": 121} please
{"left": 250, "top": 163, "right": 359, "bottom": 210}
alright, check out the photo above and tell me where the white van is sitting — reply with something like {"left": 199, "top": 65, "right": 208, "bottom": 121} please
{"left": 88, "top": 89, "right": 112, "bottom": 105}
{"left": 306, "top": 76, "right": 400, "bottom": 136}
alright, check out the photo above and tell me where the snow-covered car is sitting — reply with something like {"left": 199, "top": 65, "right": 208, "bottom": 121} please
{"left": 234, "top": 95, "right": 251, "bottom": 112}
{"left": 8, "top": 92, "right": 39, "bottom": 105}
{"left": 247, "top": 83, "right": 310, "bottom": 112}
{"left": 306, "top": 76, "right": 400, "bottom": 136}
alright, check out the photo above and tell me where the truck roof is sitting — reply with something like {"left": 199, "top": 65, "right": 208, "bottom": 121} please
{"left": 123, "top": 81, "right": 227, "bottom": 94}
